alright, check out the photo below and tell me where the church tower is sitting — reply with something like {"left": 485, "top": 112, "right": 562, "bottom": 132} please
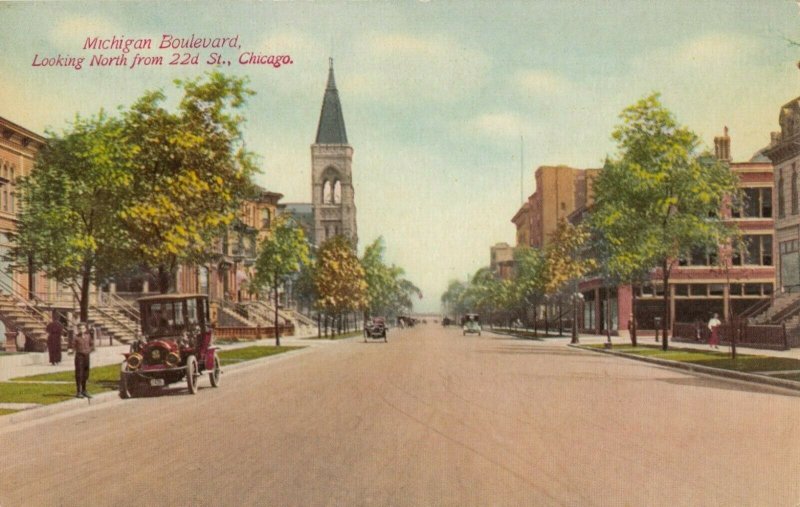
{"left": 311, "top": 58, "right": 357, "bottom": 247}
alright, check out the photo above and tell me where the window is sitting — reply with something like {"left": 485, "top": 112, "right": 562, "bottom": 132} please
{"left": 744, "top": 283, "right": 761, "bottom": 296}
{"left": 729, "top": 284, "right": 743, "bottom": 296}
{"left": 734, "top": 235, "right": 772, "bottom": 266}
{"left": 674, "top": 284, "right": 689, "bottom": 296}
{"left": 323, "top": 181, "right": 332, "bottom": 204}
{"left": 690, "top": 284, "right": 708, "bottom": 296}
{"left": 709, "top": 284, "right": 724, "bottom": 296}
{"left": 762, "top": 188, "right": 772, "bottom": 218}
{"left": 333, "top": 180, "right": 341, "bottom": 204}
{"left": 779, "top": 169, "right": 786, "bottom": 218}
{"left": 737, "top": 187, "right": 772, "bottom": 218}
{"left": 793, "top": 165, "right": 798, "bottom": 215}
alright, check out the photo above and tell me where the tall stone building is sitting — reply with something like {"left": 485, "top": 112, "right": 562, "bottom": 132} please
{"left": 311, "top": 59, "right": 357, "bottom": 247}
{"left": 765, "top": 97, "right": 800, "bottom": 293}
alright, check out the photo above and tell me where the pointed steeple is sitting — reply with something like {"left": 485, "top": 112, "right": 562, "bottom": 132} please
{"left": 315, "top": 58, "right": 348, "bottom": 144}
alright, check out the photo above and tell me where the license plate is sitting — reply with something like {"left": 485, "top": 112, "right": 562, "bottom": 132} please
{"left": 149, "top": 379, "right": 165, "bottom": 387}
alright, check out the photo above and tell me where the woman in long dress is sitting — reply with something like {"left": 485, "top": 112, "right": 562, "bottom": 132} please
{"left": 707, "top": 313, "right": 721, "bottom": 349}
{"left": 45, "top": 312, "right": 64, "bottom": 365}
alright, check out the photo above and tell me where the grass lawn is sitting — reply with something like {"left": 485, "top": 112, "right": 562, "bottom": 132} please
{"left": 585, "top": 344, "right": 800, "bottom": 373}
{"left": 217, "top": 345, "right": 301, "bottom": 366}
{"left": 0, "top": 382, "right": 108, "bottom": 405}
{"left": 0, "top": 409, "right": 19, "bottom": 416}
{"left": 0, "top": 347, "right": 302, "bottom": 412}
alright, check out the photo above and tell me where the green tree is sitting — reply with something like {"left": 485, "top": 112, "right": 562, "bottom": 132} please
{"left": 120, "top": 72, "right": 258, "bottom": 293}
{"left": 591, "top": 93, "right": 739, "bottom": 350}
{"left": 360, "top": 237, "right": 398, "bottom": 317}
{"left": 542, "top": 220, "right": 596, "bottom": 337}
{"left": 252, "top": 216, "right": 309, "bottom": 346}
{"left": 315, "top": 235, "right": 367, "bottom": 334}
{"left": 441, "top": 279, "right": 468, "bottom": 319}
{"left": 12, "top": 112, "right": 133, "bottom": 322}
{"left": 513, "top": 246, "right": 548, "bottom": 334}
{"left": 361, "top": 237, "right": 421, "bottom": 319}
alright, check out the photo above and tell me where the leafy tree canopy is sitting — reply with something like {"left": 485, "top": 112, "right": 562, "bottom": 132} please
{"left": 315, "top": 235, "right": 367, "bottom": 315}
{"left": 12, "top": 111, "right": 134, "bottom": 320}
{"left": 119, "top": 72, "right": 258, "bottom": 292}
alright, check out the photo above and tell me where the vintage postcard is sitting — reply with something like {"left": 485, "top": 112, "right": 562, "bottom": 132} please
{"left": 0, "top": 1, "right": 798, "bottom": 506}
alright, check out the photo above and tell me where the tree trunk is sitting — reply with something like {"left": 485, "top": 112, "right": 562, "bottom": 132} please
{"left": 631, "top": 287, "right": 638, "bottom": 347}
{"left": 79, "top": 261, "right": 92, "bottom": 323}
{"left": 605, "top": 287, "right": 612, "bottom": 343}
{"left": 157, "top": 265, "right": 171, "bottom": 294}
{"left": 544, "top": 303, "right": 549, "bottom": 337}
{"left": 662, "top": 260, "right": 670, "bottom": 351}
{"left": 274, "top": 277, "right": 280, "bottom": 347}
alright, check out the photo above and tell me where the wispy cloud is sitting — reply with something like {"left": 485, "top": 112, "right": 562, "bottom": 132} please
{"left": 347, "top": 32, "right": 491, "bottom": 104}
{"left": 512, "top": 69, "right": 574, "bottom": 97}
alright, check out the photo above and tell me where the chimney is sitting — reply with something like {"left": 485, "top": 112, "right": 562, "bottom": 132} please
{"left": 714, "top": 126, "right": 731, "bottom": 161}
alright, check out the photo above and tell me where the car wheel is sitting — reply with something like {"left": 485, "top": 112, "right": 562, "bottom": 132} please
{"left": 209, "top": 354, "right": 221, "bottom": 388}
{"left": 186, "top": 355, "right": 199, "bottom": 394}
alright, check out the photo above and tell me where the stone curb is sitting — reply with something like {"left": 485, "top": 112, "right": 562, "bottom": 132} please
{"left": 569, "top": 344, "right": 800, "bottom": 392}
{"left": 0, "top": 345, "right": 313, "bottom": 430}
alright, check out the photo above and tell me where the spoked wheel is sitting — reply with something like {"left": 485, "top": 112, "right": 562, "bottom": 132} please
{"left": 209, "top": 355, "right": 221, "bottom": 387}
{"left": 186, "top": 355, "right": 199, "bottom": 394}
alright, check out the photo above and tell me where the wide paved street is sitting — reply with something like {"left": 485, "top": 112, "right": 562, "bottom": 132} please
{"left": 1, "top": 325, "right": 798, "bottom": 506}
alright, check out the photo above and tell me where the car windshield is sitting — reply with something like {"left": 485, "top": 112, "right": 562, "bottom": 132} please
{"left": 140, "top": 298, "right": 208, "bottom": 338}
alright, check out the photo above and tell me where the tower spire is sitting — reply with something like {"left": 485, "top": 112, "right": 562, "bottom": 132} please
{"left": 315, "top": 58, "right": 347, "bottom": 144}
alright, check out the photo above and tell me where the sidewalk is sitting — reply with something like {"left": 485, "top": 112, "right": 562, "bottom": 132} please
{"left": 0, "top": 331, "right": 323, "bottom": 382}
{"left": 491, "top": 327, "right": 800, "bottom": 360}
{"left": 491, "top": 328, "right": 800, "bottom": 392}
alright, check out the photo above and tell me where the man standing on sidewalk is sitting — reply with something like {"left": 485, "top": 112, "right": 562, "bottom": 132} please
{"left": 69, "top": 323, "right": 94, "bottom": 399}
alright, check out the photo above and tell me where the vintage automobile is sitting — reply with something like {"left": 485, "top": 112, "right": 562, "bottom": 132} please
{"left": 119, "top": 294, "right": 220, "bottom": 398}
{"left": 462, "top": 313, "right": 481, "bottom": 336}
{"left": 364, "top": 317, "right": 388, "bottom": 342}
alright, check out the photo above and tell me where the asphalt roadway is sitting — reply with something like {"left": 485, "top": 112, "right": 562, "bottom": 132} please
{"left": 0, "top": 325, "right": 798, "bottom": 506}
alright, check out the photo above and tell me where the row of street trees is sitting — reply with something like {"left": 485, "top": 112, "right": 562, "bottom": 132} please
{"left": 255, "top": 225, "right": 420, "bottom": 340}
{"left": 441, "top": 220, "right": 594, "bottom": 334}
{"left": 15, "top": 72, "right": 257, "bottom": 322}
{"left": 445, "top": 93, "right": 741, "bottom": 351}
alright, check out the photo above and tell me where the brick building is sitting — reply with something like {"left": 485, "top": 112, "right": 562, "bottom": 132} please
{"left": 575, "top": 129, "right": 775, "bottom": 335}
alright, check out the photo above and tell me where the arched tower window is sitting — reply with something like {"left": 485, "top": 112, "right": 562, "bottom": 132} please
{"left": 323, "top": 181, "right": 332, "bottom": 204}
{"left": 333, "top": 180, "right": 341, "bottom": 204}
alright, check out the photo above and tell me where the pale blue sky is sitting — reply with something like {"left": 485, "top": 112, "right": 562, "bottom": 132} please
{"left": 1, "top": 1, "right": 800, "bottom": 311}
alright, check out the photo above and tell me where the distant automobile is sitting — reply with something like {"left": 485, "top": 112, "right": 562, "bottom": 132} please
{"left": 364, "top": 317, "right": 387, "bottom": 342}
{"left": 463, "top": 320, "right": 481, "bottom": 336}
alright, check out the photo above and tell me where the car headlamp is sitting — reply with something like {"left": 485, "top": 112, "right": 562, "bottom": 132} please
{"left": 165, "top": 351, "right": 180, "bottom": 367}
{"left": 126, "top": 353, "right": 143, "bottom": 371}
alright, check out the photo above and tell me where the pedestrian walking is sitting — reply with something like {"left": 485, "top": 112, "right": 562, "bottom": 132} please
{"left": 45, "top": 311, "right": 64, "bottom": 365}
{"left": 708, "top": 313, "right": 721, "bottom": 349}
{"left": 69, "top": 322, "right": 94, "bottom": 398}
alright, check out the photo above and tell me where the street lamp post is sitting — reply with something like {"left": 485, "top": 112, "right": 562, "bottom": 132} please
{"left": 571, "top": 292, "right": 584, "bottom": 344}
